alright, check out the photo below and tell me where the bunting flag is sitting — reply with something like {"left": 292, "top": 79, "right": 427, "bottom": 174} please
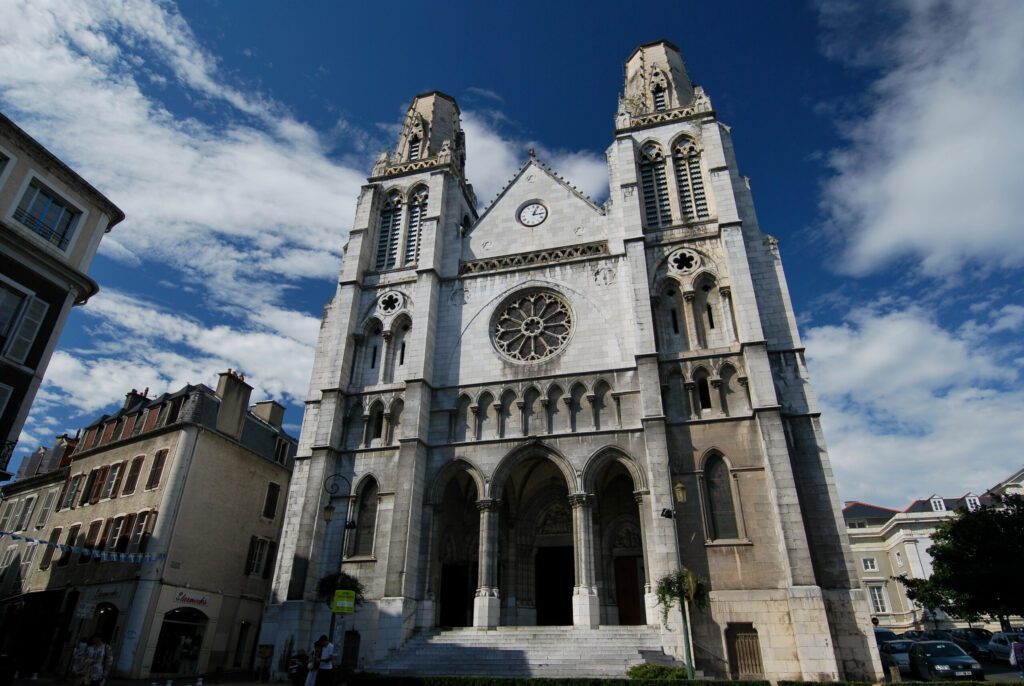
{"left": 0, "top": 530, "right": 167, "bottom": 563}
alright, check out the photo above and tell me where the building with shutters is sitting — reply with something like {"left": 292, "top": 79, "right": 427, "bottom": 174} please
{"left": 261, "top": 41, "right": 882, "bottom": 681}
{"left": 0, "top": 112, "right": 125, "bottom": 479}
{"left": 0, "top": 371, "right": 296, "bottom": 678}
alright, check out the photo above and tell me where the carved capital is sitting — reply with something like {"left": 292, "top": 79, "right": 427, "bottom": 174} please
{"left": 682, "top": 291, "right": 696, "bottom": 303}
{"left": 719, "top": 286, "right": 732, "bottom": 298}
{"left": 515, "top": 400, "right": 526, "bottom": 410}
{"left": 710, "top": 378, "right": 723, "bottom": 389}
{"left": 568, "top": 493, "right": 591, "bottom": 509}
{"left": 683, "top": 381, "right": 696, "bottom": 391}
{"left": 476, "top": 498, "right": 500, "bottom": 512}
{"left": 738, "top": 376, "right": 749, "bottom": 387}
{"left": 469, "top": 405, "right": 480, "bottom": 416}
{"left": 381, "top": 330, "right": 393, "bottom": 342}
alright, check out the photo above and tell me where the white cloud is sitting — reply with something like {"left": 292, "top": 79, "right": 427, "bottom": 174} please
{"left": 806, "top": 305, "right": 1024, "bottom": 506}
{"left": 462, "top": 111, "right": 608, "bottom": 207}
{"left": 818, "top": 0, "right": 1024, "bottom": 278}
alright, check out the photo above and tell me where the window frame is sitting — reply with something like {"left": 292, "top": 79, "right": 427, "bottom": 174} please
{"left": 262, "top": 482, "right": 281, "bottom": 520}
{"left": 930, "top": 498, "right": 946, "bottom": 512}
{"left": 13, "top": 495, "right": 36, "bottom": 531}
{"left": 145, "top": 449, "right": 169, "bottom": 490}
{"left": 0, "top": 544, "right": 17, "bottom": 581}
{"left": 862, "top": 557, "right": 879, "bottom": 572}
{"left": 7, "top": 174, "right": 88, "bottom": 253}
{"left": 39, "top": 526, "right": 62, "bottom": 570}
{"left": 0, "top": 275, "right": 49, "bottom": 366}
{"left": 868, "top": 584, "right": 890, "bottom": 614}
{"left": 700, "top": 454, "right": 742, "bottom": 541}
{"left": 121, "top": 455, "right": 145, "bottom": 496}
{"left": 35, "top": 488, "right": 58, "bottom": 529}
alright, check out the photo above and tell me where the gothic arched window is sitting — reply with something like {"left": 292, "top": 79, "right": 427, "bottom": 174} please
{"left": 404, "top": 186, "right": 428, "bottom": 265}
{"left": 704, "top": 455, "right": 739, "bottom": 540}
{"left": 375, "top": 191, "right": 402, "bottom": 271}
{"left": 350, "top": 478, "right": 379, "bottom": 557}
{"left": 672, "top": 141, "right": 709, "bottom": 221}
{"left": 652, "top": 86, "right": 666, "bottom": 112}
{"left": 639, "top": 144, "right": 671, "bottom": 229}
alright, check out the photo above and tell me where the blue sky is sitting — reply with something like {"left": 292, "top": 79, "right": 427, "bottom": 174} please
{"left": 2, "top": 0, "right": 1023, "bottom": 507}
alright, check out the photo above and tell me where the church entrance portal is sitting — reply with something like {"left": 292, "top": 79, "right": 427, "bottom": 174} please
{"left": 614, "top": 556, "right": 644, "bottom": 624}
{"left": 430, "top": 469, "right": 480, "bottom": 628}
{"left": 439, "top": 562, "right": 476, "bottom": 626}
{"left": 535, "top": 546, "right": 573, "bottom": 625}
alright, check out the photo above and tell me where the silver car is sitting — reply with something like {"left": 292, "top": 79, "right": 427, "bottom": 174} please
{"left": 880, "top": 639, "right": 915, "bottom": 675}
{"left": 987, "top": 631, "right": 1024, "bottom": 662}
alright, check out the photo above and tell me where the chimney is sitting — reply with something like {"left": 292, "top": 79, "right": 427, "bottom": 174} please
{"left": 215, "top": 370, "right": 253, "bottom": 439}
{"left": 123, "top": 388, "right": 148, "bottom": 409}
{"left": 252, "top": 400, "right": 285, "bottom": 429}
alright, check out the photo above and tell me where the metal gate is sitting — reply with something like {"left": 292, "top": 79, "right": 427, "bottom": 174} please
{"left": 726, "top": 623, "right": 765, "bottom": 679}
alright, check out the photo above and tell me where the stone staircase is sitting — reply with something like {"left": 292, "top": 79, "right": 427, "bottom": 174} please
{"left": 366, "top": 625, "right": 680, "bottom": 678}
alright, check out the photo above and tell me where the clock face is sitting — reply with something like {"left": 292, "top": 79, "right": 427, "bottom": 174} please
{"left": 518, "top": 202, "right": 548, "bottom": 227}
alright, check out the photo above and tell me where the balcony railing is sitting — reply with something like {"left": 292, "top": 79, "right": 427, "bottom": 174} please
{"left": 13, "top": 206, "right": 73, "bottom": 249}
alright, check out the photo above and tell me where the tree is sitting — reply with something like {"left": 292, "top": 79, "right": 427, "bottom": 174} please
{"left": 896, "top": 495, "right": 1024, "bottom": 628}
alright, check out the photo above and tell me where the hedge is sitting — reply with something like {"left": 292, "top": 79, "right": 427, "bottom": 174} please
{"left": 347, "top": 677, "right": 771, "bottom": 686}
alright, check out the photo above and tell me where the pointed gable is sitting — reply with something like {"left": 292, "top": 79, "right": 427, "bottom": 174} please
{"left": 463, "top": 158, "right": 606, "bottom": 265}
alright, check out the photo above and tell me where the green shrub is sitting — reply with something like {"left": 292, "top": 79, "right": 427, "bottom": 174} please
{"left": 627, "top": 664, "right": 690, "bottom": 680}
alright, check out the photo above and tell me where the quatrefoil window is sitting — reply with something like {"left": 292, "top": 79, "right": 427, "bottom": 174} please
{"left": 493, "top": 290, "right": 573, "bottom": 362}
{"left": 379, "top": 293, "right": 401, "bottom": 314}
{"left": 668, "top": 249, "right": 700, "bottom": 274}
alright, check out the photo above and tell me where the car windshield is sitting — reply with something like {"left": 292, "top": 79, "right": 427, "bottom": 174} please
{"left": 885, "top": 641, "right": 914, "bottom": 652}
{"left": 924, "top": 643, "right": 966, "bottom": 657}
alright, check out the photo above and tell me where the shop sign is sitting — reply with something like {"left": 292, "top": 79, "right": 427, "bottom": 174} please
{"left": 93, "top": 588, "right": 119, "bottom": 600}
{"left": 174, "top": 591, "right": 209, "bottom": 606}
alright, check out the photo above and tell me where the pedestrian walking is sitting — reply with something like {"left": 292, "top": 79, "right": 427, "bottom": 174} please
{"left": 313, "top": 635, "right": 335, "bottom": 686}
{"left": 1011, "top": 635, "right": 1024, "bottom": 679}
{"left": 81, "top": 635, "right": 112, "bottom": 686}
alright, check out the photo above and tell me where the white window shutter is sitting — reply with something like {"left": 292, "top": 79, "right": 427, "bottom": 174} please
{"left": 6, "top": 296, "right": 48, "bottom": 364}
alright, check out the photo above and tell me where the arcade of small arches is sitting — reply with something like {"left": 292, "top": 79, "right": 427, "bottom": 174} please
{"left": 653, "top": 269, "right": 738, "bottom": 353}
{"left": 350, "top": 313, "right": 412, "bottom": 388}
{"left": 662, "top": 361, "right": 750, "bottom": 421}
{"left": 448, "top": 380, "right": 618, "bottom": 443}
{"left": 342, "top": 396, "right": 405, "bottom": 450}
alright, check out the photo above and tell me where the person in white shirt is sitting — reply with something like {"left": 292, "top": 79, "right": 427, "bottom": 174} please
{"left": 314, "top": 634, "right": 335, "bottom": 686}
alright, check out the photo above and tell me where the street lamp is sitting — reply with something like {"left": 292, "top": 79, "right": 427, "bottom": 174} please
{"left": 322, "top": 472, "right": 356, "bottom": 644}
{"left": 660, "top": 501, "right": 695, "bottom": 679}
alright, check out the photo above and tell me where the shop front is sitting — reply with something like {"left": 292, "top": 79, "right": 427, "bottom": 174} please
{"left": 143, "top": 586, "right": 222, "bottom": 678}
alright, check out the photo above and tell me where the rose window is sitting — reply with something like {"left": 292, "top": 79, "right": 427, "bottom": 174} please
{"left": 493, "top": 290, "right": 573, "bottom": 362}
{"left": 379, "top": 292, "right": 401, "bottom": 313}
{"left": 668, "top": 249, "right": 700, "bottom": 274}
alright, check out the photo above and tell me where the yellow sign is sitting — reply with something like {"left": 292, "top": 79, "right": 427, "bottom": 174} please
{"left": 332, "top": 589, "right": 356, "bottom": 614}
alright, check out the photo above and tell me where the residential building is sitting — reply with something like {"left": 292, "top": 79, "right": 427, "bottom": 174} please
{"left": 843, "top": 493, "right": 994, "bottom": 631}
{"left": 0, "top": 112, "right": 125, "bottom": 478}
{"left": 0, "top": 372, "right": 296, "bottom": 679}
{"left": 261, "top": 41, "right": 882, "bottom": 681}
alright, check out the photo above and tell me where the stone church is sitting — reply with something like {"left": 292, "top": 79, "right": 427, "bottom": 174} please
{"left": 261, "top": 40, "right": 881, "bottom": 680}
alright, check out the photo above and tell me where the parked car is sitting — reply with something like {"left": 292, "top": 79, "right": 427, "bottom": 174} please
{"left": 875, "top": 628, "right": 900, "bottom": 646}
{"left": 909, "top": 641, "right": 985, "bottom": 681}
{"left": 901, "top": 630, "right": 926, "bottom": 640}
{"left": 879, "top": 640, "right": 915, "bottom": 675}
{"left": 951, "top": 628, "right": 993, "bottom": 659}
{"left": 922, "top": 629, "right": 954, "bottom": 640}
{"left": 987, "top": 632, "right": 1024, "bottom": 662}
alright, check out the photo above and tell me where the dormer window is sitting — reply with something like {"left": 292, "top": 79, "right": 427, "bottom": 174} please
{"left": 965, "top": 496, "right": 980, "bottom": 511}
{"left": 408, "top": 137, "right": 421, "bottom": 161}
{"left": 653, "top": 86, "right": 666, "bottom": 111}
{"left": 930, "top": 498, "right": 946, "bottom": 512}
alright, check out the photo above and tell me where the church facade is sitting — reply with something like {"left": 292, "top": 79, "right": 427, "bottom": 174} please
{"left": 262, "top": 41, "right": 881, "bottom": 681}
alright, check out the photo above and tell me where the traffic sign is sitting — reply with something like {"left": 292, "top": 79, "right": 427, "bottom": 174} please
{"left": 332, "top": 589, "right": 356, "bottom": 614}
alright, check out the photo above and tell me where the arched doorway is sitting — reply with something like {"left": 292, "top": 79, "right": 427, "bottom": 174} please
{"left": 152, "top": 607, "right": 208, "bottom": 675}
{"left": 496, "top": 452, "right": 575, "bottom": 626}
{"left": 593, "top": 461, "right": 646, "bottom": 625}
{"left": 93, "top": 602, "right": 119, "bottom": 642}
{"left": 431, "top": 470, "right": 480, "bottom": 627}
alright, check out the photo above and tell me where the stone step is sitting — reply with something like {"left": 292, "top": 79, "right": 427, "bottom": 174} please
{"left": 367, "top": 625, "right": 673, "bottom": 678}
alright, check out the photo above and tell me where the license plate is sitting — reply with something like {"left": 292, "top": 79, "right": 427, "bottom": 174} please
{"left": 955, "top": 671, "right": 971, "bottom": 676}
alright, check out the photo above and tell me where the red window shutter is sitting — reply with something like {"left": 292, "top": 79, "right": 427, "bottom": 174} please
{"left": 100, "top": 422, "right": 116, "bottom": 445}
{"left": 40, "top": 527, "right": 62, "bottom": 570}
{"left": 95, "top": 519, "right": 113, "bottom": 562}
{"left": 117, "top": 513, "right": 136, "bottom": 553}
{"left": 110, "top": 461, "right": 127, "bottom": 498}
{"left": 142, "top": 407, "right": 161, "bottom": 432}
{"left": 90, "top": 466, "right": 109, "bottom": 504}
{"left": 83, "top": 427, "right": 98, "bottom": 450}
{"left": 122, "top": 414, "right": 137, "bottom": 438}
{"left": 122, "top": 456, "right": 144, "bottom": 495}
{"left": 146, "top": 450, "right": 168, "bottom": 489}
{"left": 56, "top": 477, "right": 71, "bottom": 512}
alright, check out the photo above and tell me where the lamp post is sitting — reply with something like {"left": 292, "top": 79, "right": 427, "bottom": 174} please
{"left": 322, "top": 472, "right": 357, "bottom": 644}
{"left": 660, "top": 478, "right": 695, "bottom": 679}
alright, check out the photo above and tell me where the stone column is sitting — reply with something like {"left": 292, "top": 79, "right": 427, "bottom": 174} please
{"left": 682, "top": 291, "right": 700, "bottom": 349}
{"left": 492, "top": 401, "right": 503, "bottom": 439}
{"left": 570, "top": 493, "right": 600, "bottom": 628}
{"left": 516, "top": 400, "right": 526, "bottom": 436}
{"left": 380, "top": 330, "right": 393, "bottom": 382}
{"left": 470, "top": 404, "right": 480, "bottom": 441}
{"left": 719, "top": 285, "right": 738, "bottom": 343}
{"left": 473, "top": 498, "right": 501, "bottom": 627}
{"left": 683, "top": 382, "right": 699, "bottom": 421}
